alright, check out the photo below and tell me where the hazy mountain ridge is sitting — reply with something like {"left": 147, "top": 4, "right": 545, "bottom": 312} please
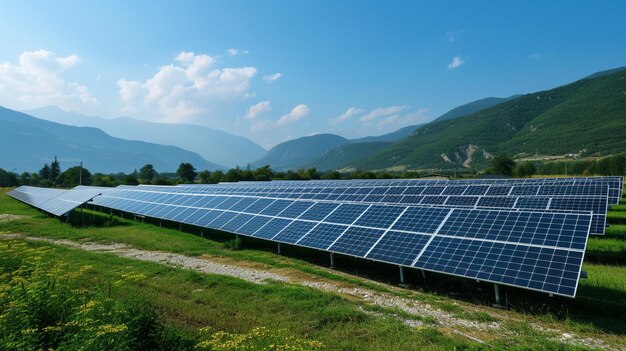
{"left": 24, "top": 106, "right": 266, "bottom": 168}
{"left": 0, "top": 107, "right": 222, "bottom": 173}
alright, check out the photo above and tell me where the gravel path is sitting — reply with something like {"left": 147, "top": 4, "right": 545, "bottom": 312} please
{"left": 1, "top": 233, "right": 620, "bottom": 350}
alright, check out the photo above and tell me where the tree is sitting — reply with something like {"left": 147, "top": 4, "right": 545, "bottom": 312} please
{"left": 487, "top": 154, "right": 516, "bottom": 176}
{"left": 39, "top": 164, "right": 51, "bottom": 180}
{"left": 198, "top": 170, "right": 211, "bottom": 184}
{"left": 321, "top": 171, "right": 342, "bottom": 179}
{"left": 0, "top": 168, "right": 18, "bottom": 187}
{"left": 306, "top": 167, "right": 320, "bottom": 180}
{"left": 122, "top": 173, "right": 139, "bottom": 185}
{"left": 19, "top": 172, "right": 32, "bottom": 186}
{"left": 58, "top": 166, "right": 92, "bottom": 188}
{"left": 223, "top": 168, "right": 243, "bottom": 182}
{"left": 513, "top": 161, "right": 536, "bottom": 178}
{"left": 253, "top": 165, "right": 274, "bottom": 181}
{"left": 176, "top": 162, "right": 197, "bottom": 183}
{"left": 139, "top": 164, "right": 157, "bottom": 183}
{"left": 50, "top": 156, "right": 61, "bottom": 182}
{"left": 210, "top": 170, "right": 224, "bottom": 184}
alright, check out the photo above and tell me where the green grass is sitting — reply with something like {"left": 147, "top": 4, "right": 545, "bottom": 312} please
{"left": 607, "top": 211, "right": 626, "bottom": 225}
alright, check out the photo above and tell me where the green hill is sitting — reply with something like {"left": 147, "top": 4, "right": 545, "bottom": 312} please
{"left": 354, "top": 67, "right": 626, "bottom": 170}
{"left": 306, "top": 142, "right": 391, "bottom": 171}
{"left": 432, "top": 95, "right": 521, "bottom": 123}
{"left": 252, "top": 134, "right": 350, "bottom": 170}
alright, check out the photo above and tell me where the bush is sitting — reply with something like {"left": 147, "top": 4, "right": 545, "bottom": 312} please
{"left": 0, "top": 241, "right": 190, "bottom": 351}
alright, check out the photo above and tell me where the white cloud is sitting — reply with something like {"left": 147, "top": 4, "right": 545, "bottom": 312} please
{"left": 447, "top": 55, "right": 464, "bottom": 69}
{"left": 226, "top": 48, "right": 249, "bottom": 57}
{"left": 117, "top": 79, "right": 142, "bottom": 103}
{"left": 246, "top": 100, "right": 271, "bottom": 120}
{"left": 250, "top": 103, "right": 309, "bottom": 131}
{"left": 117, "top": 51, "right": 257, "bottom": 121}
{"left": 0, "top": 49, "right": 98, "bottom": 109}
{"left": 331, "top": 107, "right": 363, "bottom": 124}
{"left": 263, "top": 72, "right": 282, "bottom": 83}
{"left": 359, "top": 106, "right": 408, "bottom": 123}
{"left": 278, "top": 104, "right": 309, "bottom": 125}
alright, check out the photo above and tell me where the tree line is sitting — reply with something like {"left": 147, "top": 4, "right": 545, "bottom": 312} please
{"left": 2, "top": 153, "right": 626, "bottom": 188}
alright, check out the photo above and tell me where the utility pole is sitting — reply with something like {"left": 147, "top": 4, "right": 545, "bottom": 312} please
{"left": 79, "top": 161, "right": 83, "bottom": 185}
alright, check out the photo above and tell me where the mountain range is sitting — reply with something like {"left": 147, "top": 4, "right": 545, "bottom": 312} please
{"left": 24, "top": 107, "right": 266, "bottom": 168}
{"left": 0, "top": 107, "right": 221, "bottom": 173}
{"left": 254, "top": 94, "right": 516, "bottom": 170}
{"left": 3, "top": 66, "right": 625, "bottom": 174}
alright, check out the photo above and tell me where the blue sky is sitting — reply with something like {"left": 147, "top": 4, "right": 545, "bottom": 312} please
{"left": 1, "top": 1, "right": 625, "bottom": 148}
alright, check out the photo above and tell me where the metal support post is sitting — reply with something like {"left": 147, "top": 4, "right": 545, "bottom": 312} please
{"left": 329, "top": 252, "right": 335, "bottom": 268}
{"left": 399, "top": 266, "right": 406, "bottom": 284}
{"left": 277, "top": 243, "right": 282, "bottom": 255}
{"left": 494, "top": 284, "right": 502, "bottom": 306}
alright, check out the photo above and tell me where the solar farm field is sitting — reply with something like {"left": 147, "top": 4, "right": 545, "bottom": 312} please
{"left": 1, "top": 180, "right": 625, "bottom": 350}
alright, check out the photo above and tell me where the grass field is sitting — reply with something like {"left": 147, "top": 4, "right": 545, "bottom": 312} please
{"left": 1, "top": 187, "right": 626, "bottom": 350}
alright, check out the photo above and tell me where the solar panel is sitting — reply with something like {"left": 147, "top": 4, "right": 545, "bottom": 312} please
{"left": 8, "top": 186, "right": 102, "bottom": 216}
{"left": 86, "top": 185, "right": 591, "bottom": 297}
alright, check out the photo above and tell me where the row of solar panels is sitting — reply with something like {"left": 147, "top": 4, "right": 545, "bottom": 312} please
{"left": 7, "top": 176, "right": 623, "bottom": 298}
{"left": 131, "top": 183, "right": 609, "bottom": 235}
{"left": 204, "top": 176, "right": 624, "bottom": 205}
{"left": 89, "top": 185, "right": 591, "bottom": 298}
{"left": 7, "top": 186, "right": 102, "bottom": 216}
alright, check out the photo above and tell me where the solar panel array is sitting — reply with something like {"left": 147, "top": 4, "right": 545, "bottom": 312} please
{"left": 88, "top": 184, "right": 593, "bottom": 297}
{"left": 136, "top": 182, "right": 610, "bottom": 234}
{"left": 7, "top": 186, "right": 102, "bottom": 216}
{"left": 8, "top": 176, "right": 623, "bottom": 298}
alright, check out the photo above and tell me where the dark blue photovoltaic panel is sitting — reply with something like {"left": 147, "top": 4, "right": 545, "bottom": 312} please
{"left": 211, "top": 211, "right": 239, "bottom": 228}
{"left": 194, "top": 210, "right": 222, "bottom": 227}
{"left": 253, "top": 218, "right": 292, "bottom": 239}
{"left": 328, "top": 227, "right": 385, "bottom": 256}
{"left": 366, "top": 231, "right": 432, "bottom": 266}
{"left": 354, "top": 205, "right": 406, "bottom": 229}
{"left": 170, "top": 207, "right": 198, "bottom": 222}
{"left": 229, "top": 198, "right": 258, "bottom": 212}
{"left": 392, "top": 207, "right": 450, "bottom": 233}
{"left": 414, "top": 236, "right": 584, "bottom": 297}
{"left": 516, "top": 198, "right": 550, "bottom": 210}
{"left": 297, "top": 223, "right": 347, "bottom": 249}
{"left": 445, "top": 196, "right": 479, "bottom": 207}
{"left": 277, "top": 201, "right": 314, "bottom": 218}
{"left": 273, "top": 221, "right": 317, "bottom": 244}
{"left": 485, "top": 186, "right": 511, "bottom": 196}
{"left": 243, "top": 198, "right": 275, "bottom": 213}
{"left": 325, "top": 204, "right": 371, "bottom": 224}
{"left": 510, "top": 186, "right": 540, "bottom": 196}
{"left": 215, "top": 197, "right": 244, "bottom": 210}
{"left": 421, "top": 196, "right": 447, "bottom": 205}
{"left": 299, "top": 203, "right": 339, "bottom": 221}
{"left": 442, "top": 186, "right": 465, "bottom": 195}
{"left": 463, "top": 185, "right": 490, "bottom": 196}
{"left": 222, "top": 213, "right": 255, "bottom": 232}
{"left": 438, "top": 209, "right": 589, "bottom": 250}
{"left": 477, "top": 197, "right": 517, "bottom": 208}
{"left": 260, "top": 199, "right": 294, "bottom": 216}
{"left": 421, "top": 186, "right": 445, "bottom": 195}
{"left": 238, "top": 216, "right": 270, "bottom": 236}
